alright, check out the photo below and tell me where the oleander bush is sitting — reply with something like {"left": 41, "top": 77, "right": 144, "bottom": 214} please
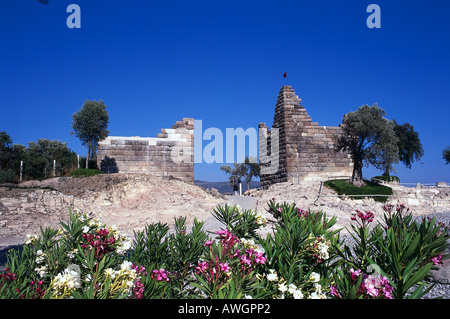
{"left": 0, "top": 201, "right": 448, "bottom": 299}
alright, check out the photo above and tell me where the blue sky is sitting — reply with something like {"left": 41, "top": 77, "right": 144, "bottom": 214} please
{"left": 0, "top": 0, "right": 449, "bottom": 183}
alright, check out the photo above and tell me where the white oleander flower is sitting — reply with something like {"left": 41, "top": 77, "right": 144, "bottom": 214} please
{"left": 255, "top": 211, "right": 267, "bottom": 226}
{"left": 35, "top": 265, "right": 48, "bottom": 277}
{"left": 116, "top": 234, "right": 132, "bottom": 255}
{"left": 310, "top": 292, "right": 320, "bottom": 299}
{"left": 66, "top": 248, "right": 78, "bottom": 259}
{"left": 288, "top": 283, "right": 297, "bottom": 294}
{"left": 317, "top": 242, "right": 330, "bottom": 260}
{"left": 35, "top": 250, "right": 46, "bottom": 264}
{"left": 52, "top": 268, "right": 80, "bottom": 291}
{"left": 314, "top": 283, "right": 322, "bottom": 294}
{"left": 267, "top": 269, "right": 278, "bottom": 282}
{"left": 105, "top": 268, "right": 116, "bottom": 279}
{"left": 293, "top": 289, "right": 303, "bottom": 299}
{"left": 25, "top": 234, "right": 38, "bottom": 245}
{"left": 278, "top": 282, "right": 287, "bottom": 293}
{"left": 120, "top": 260, "right": 133, "bottom": 271}
{"left": 309, "top": 272, "right": 320, "bottom": 282}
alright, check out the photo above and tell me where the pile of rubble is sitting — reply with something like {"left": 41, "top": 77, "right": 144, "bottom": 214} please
{"left": 0, "top": 174, "right": 224, "bottom": 244}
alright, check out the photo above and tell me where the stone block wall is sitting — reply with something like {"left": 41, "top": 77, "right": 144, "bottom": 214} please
{"left": 97, "top": 118, "right": 194, "bottom": 183}
{"left": 259, "top": 86, "right": 353, "bottom": 189}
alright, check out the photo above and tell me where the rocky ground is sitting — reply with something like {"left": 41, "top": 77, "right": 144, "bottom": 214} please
{"left": 250, "top": 181, "right": 450, "bottom": 232}
{"left": 0, "top": 174, "right": 225, "bottom": 246}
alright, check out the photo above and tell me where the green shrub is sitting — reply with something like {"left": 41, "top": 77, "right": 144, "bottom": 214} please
{"left": 69, "top": 169, "right": 105, "bottom": 178}
{"left": 324, "top": 179, "right": 393, "bottom": 202}
{"left": 332, "top": 204, "right": 448, "bottom": 299}
{"left": 0, "top": 169, "right": 15, "bottom": 183}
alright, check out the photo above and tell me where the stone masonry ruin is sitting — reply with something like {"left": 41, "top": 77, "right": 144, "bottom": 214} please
{"left": 97, "top": 86, "right": 352, "bottom": 188}
{"left": 259, "top": 85, "right": 353, "bottom": 189}
{"left": 97, "top": 118, "right": 194, "bottom": 183}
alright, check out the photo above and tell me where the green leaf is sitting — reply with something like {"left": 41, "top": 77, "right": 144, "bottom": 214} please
{"left": 404, "top": 262, "right": 433, "bottom": 293}
{"left": 408, "top": 281, "right": 436, "bottom": 299}
{"left": 402, "top": 235, "right": 420, "bottom": 262}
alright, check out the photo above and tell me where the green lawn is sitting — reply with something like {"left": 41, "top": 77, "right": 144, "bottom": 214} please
{"left": 324, "top": 179, "right": 393, "bottom": 202}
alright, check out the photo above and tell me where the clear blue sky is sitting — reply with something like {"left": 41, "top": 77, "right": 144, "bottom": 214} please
{"left": 1, "top": 0, "right": 449, "bottom": 183}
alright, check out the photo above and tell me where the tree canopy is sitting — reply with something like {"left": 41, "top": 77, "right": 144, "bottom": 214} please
{"left": 71, "top": 100, "right": 109, "bottom": 168}
{"left": 0, "top": 131, "right": 77, "bottom": 182}
{"left": 443, "top": 146, "right": 450, "bottom": 165}
{"left": 221, "top": 157, "right": 260, "bottom": 193}
{"left": 335, "top": 104, "right": 399, "bottom": 186}
{"left": 220, "top": 163, "right": 247, "bottom": 192}
{"left": 392, "top": 121, "right": 424, "bottom": 171}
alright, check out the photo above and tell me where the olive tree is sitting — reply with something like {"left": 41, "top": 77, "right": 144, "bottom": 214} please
{"left": 335, "top": 104, "right": 399, "bottom": 186}
{"left": 71, "top": 100, "right": 109, "bottom": 169}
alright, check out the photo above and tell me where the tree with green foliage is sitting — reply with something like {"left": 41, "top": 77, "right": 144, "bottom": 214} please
{"left": 335, "top": 104, "right": 399, "bottom": 187}
{"left": 0, "top": 131, "right": 23, "bottom": 182}
{"left": 243, "top": 156, "right": 260, "bottom": 190}
{"left": 220, "top": 163, "right": 247, "bottom": 193}
{"left": 71, "top": 100, "right": 109, "bottom": 169}
{"left": 391, "top": 121, "right": 424, "bottom": 173}
{"left": 23, "top": 139, "right": 77, "bottom": 179}
{"left": 443, "top": 146, "right": 450, "bottom": 165}
{"left": 0, "top": 131, "right": 13, "bottom": 171}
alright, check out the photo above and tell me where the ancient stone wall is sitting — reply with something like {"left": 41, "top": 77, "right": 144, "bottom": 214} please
{"left": 259, "top": 86, "right": 353, "bottom": 189}
{"left": 97, "top": 118, "right": 194, "bottom": 183}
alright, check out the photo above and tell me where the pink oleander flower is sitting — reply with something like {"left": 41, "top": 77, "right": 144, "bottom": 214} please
{"left": 195, "top": 261, "right": 209, "bottom": 274}
{"left": 330, "top": 285, "right": 340, "bottom": 298}
{"left": 152, "top": 268, "right": 170, "bottom": 282}
{"left": 431, "top": 254, "right": 444, "bottom": 266}
{"left": 350, "top": 268, "right": 362, "bottom": 281}
{"left": 240, "top": 254, "right": 251, "bottom": 267}
{"left": 204, "top": 240, "right": 213, "bottom": 247}
{"left": 131, "top": 263, "right": 147, "bottom": 276}
{"left": 254, "top": 251, "right": 266, "bottom": 264}
{"left": 219, "top": 262, "right": 231, "bottom": 273}
{"left": 133, "top": 280, "right": 145, "bottom": 299}
{"left": 363, "top": 276, "right": 379, "bottom": 297}
{"left": 351, "top": 210, "right": 375, "bottom": 228}
{"left": 346, "top": 269, "right": 394, "bottom": 299}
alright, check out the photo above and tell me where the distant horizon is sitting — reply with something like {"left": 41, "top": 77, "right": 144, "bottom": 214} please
{"left": 1, "top": 1, "right": 449, "bottom": 184}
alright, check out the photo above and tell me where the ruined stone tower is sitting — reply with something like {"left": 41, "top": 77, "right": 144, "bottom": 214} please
{"left": 259, "top": 86, "right": 353, "bottom": 189}
{"left": 97, "top": 118, "right": 194, "bottom": 183}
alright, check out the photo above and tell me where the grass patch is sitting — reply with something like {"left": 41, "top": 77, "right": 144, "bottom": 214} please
{"left": 324, "top": 179, "right": 393, "bottom": 203}
{"left": 69, "top": 169, "right": 105, "bottom": 178}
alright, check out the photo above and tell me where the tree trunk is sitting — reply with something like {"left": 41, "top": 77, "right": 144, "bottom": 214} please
{"left": 86, "top": 144, "right": 91, "bottom": 169}
{"left": 351, "top": 158, "right": 365, "bottom": 187}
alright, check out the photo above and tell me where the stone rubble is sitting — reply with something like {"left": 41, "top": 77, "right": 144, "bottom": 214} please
{"left": 0, "top": 174, "right": 223, "bottom": 244}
